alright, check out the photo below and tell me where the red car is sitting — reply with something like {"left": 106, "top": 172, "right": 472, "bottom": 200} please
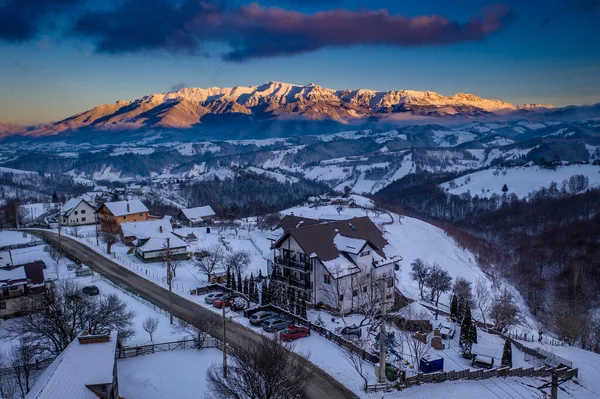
{"left": 213, "top": 295, "right": 233, "bottom": 308}
{"left": 280, "top": 325, "right": 310, "bottom": 342}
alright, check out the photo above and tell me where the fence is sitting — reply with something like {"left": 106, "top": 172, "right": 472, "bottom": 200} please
{"left": 0, "top": 358, "right": 56, "bottom": 378}
{"left": 117, "top": 338, "right": 219, "bottom": 358}
{"left": 366, "top": 365, "right": 579, "bottom": 392}
{"left": 0, "top": 240, "right": 44, "bottom": 251}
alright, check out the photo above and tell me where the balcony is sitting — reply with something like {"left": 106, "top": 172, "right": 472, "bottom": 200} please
{"left": 274, "top": 255, "right": 312, "bottom": 271}
{"left": 272, "top": 273, "right": 313, "bottom": 290}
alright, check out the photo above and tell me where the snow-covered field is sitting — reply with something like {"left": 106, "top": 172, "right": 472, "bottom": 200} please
{"left": 442, "top": 164, "right": 600, "bottom": 198}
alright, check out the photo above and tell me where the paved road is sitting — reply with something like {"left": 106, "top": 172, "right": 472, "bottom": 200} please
{"left": 31, "top": 229, "right": 358, "bottom": 399}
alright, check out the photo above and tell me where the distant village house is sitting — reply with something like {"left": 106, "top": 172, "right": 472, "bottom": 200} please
{"left": 61, "top": 198, "right": 97, "bottom": 226}
{"left": 120, "top": 218, "right": 188, "bottom": 262}
{"left": 177, "top": 205, "right": 216, "bottom": 226}
{"left": 0, "top": 260, "right": 48, "bottom": 318}
{"left": 98, "top": 200, "right": 149, "bottom": 232}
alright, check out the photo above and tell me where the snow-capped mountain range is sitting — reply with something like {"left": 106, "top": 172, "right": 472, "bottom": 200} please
{"left": 0, "top": 81, "right": 567, "bottom": 139}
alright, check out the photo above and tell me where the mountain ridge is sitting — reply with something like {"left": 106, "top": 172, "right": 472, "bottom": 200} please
{"left": 3, "top": 81, "right": 592, "bottom": 140}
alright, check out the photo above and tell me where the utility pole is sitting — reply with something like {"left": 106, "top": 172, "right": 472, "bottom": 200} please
{"left": 222, "top": 296, "right": 228, "bottom": 378}
{"left": 15, "top": 202, "right": 20, "bottom": 231}
{"left": 378, "top": 277, "right": 387, "bottom": 383}
{"left": 167, "top": 237, "right": 174, "bottom": 325}
{"left": 58, "top": 203, "right": 62, "bottom": 248}
{"left": 551, "top": 371, "right": 558, "bottom": 399}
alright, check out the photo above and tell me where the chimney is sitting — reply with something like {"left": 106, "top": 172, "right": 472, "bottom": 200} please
{"left": 77, "top": 331, "right": 111, "bottom": 345}
{"left": 127, "top": 201, "right": 130, "bottom": 213}
{"left": 159, "top": 225, "right": 163, "bottom": 233}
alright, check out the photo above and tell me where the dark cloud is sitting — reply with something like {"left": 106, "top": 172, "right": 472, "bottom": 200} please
{"left": 0, "top": 0, "right": 80, "bottom": 42}
{"left": 221, "top": 3, "right": 517, "bottom": 61}
{"left": 45, "top": 0, "right": 517, "bottom": 61}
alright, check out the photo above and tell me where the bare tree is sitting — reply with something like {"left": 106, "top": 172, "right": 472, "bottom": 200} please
{"left": 343, "top": 340, "right": 370, "bottom": 392}
{"left": 226, "top": 251, "right": 251, "bottom": 275}
{"left": 410, "top": 258, "right": 430, "bottom": 299}
{"left": 206, "top": 335, "right": 311, "bottom": 399}
{"left": 399, "top": 331, "right": 431, "bottom": 371}
{"left": 70, "top": 225, "right": 80, "bottom": 238}
{"left": 490, "top": 288, "right": 519, "bottom": 333}
{"left": 5, "top": 280, "right": 136, "bottom": 356}
{"left": 175, "top": 318, "right": 216, "bottom": 349}
{"left": 425, "top": 264, "right": 452, "bottom": 307}
{"left": 193, "top": 244, "right": 225, "bottom": 282}
{"left": 317, "top": 265, "right": 346, "bottom": 312}
{"left": 256, "top": 212, "right": 282, "bottom": 231}
{"left": 349, "top": 273, "right": 382, "bottom": 331}
{"left": 47, "top": 244, "right": 62, "bottom": 280}
{"left": 142, "top": 317, "right": 159, "bottom": 342}
{"left": 100, "top": 231, "right": 119, "bottom": 254}
{"left": 9, "top": 338, "right": 38, "bottom": 397}
{"left": 453, "top": 277, "right": 473, "bottom": 305}
{"left": 474, "top": 277, "right": 492, "bottom": 330}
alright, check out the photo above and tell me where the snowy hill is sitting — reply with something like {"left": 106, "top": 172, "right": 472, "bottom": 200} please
{"left": 441, "top": 164, "right": 600, "bottom": 198}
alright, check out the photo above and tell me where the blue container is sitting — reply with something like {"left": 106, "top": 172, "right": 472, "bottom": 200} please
{"left": 419, "top": 354, "right": 444, "bottom": 374}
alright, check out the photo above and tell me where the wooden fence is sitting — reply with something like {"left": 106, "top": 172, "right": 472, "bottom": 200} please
{"left": 117, "top": 338, "right": 232, "bottom": 359}
{"left": 366, "top": 365, "right": 579, "bottom": 392}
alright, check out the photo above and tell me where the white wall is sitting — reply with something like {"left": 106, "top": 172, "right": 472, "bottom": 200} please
{"left": 64, "top": 202, "right": 96, "bottom": 226}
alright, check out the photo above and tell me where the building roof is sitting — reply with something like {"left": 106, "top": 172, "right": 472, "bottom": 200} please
{"left": 0, "top": 261, "right": 45, "bottom": 287}
{"left": 138, "top": 234, "right": 188, "bottom": 252}
{"left": 27, "top": 331, "right": 118, "bottom": 399}
{"left": 180, "top": 205, "right": 216, "bottom": 222}
{"left": 100, "top": 199, "right": 148, "bottom": 217}
{"left": 273, "top": 216, "right": 397, "bottom": 278}
{"left": 62, "top": 198, "right": 96, "bottom": 217}
{"left": 277, "top": 215, "right": 321, "bottom": 231}
{"left": 120, "top": 219, "right": 172, "bottom": 239}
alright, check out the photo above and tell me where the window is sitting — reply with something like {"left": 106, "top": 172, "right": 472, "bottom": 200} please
{"left": 81, "top": 217, "right": 86, "bottom": 222}
{"left": 352, "top": 290, "right": 358, "bottom": 297}
{"left": 10, "top": 285, "right": 19, "bottom": 291}
{"left": 74, "top": 210, "right": 78, "bottom": 215}
{"left": 363, "top": 285, "right": 368, "bottom": 293}
{"left": 339, "top": 294, "right": 344, "bottom": 302}
{"left": 123, "top": 216, "right": 126, "bottom": 220}
{"left": 81, "top": 209, "right": 86, "bottom": 214}
{"left": 323, "top": 274, "right": 331, "bottom": 284}
{"left": 0, "top": 302, "right": 5, "bottom": 310}
{"left": 139, "top": 213, "right": 143, "bottom": 216}
{"left": 360, "top": 250, "right": 370, "bottom": 257}
{"left": 387, "top": 278, "right": 394, "bottom": 288}
{"left": 299, "top": 253, "right": 306, "bottom": 263}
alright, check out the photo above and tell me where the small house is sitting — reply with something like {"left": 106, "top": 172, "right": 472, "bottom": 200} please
{"left": 120, "top": 219, "right": 189, "bottom": 262}
{"left": 98, "top": 199, "right": 149, "bottom": 232}
{"left": 177, "top": 205, "right": 216, "bottom": 226}
{"left": 0, "top": 260, "right": 48, "bottom": 318}
{"left": 61, "top": 198, "right": 97, "bottom": 226}
{"left": 27, "top": 331, "right": 120, "bottom": 399}
{"left": 471, "top": 343, "right": 498, "bottom": 369}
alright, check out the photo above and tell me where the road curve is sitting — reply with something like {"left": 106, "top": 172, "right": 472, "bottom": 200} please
{"left": 31, "top": 229, "right": 358, "bottom": 399}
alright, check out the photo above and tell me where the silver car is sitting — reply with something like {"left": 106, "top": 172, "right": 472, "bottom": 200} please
{"left": 262, "top": 317, "right": 293, "bottom": 333}
{"left": 249, "top": 311, "right": 278, "bottom": 326}
{"left": 205, "top": 292, "right": 227, "bottom": 304}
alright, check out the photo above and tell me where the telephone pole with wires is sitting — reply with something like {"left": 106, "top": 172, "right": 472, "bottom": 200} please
{"left": 166, "top": 237, "right": 174, "bottom": 324}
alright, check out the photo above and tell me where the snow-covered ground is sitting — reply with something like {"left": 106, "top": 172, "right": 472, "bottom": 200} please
{"left": 118, "top": 349, "right": 222, "bottom": 399}
{"left": 442, "top": 164, "right": 600, "bottom": 198}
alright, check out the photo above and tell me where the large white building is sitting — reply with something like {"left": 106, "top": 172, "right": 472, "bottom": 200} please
{"left": 269, "top": 215, "right": 401, "bottom": 314}
{"left": 61, "top": 198, "right": 97, "bottom": 226}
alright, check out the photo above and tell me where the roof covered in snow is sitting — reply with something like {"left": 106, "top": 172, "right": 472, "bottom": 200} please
{"left": 394, "top": 301, "right": 436, "bottom": 321}
{"left": 333, "top": 234, "right": 366, "bottom": 255}
{"left": 27, "top": 331, "right": 118, "bottom": 399}
{"left": 120, "top": 219, "right": 172, "bottom": 239}
{"left": 62, "top": 198, "right": 95, "bottom": 216}
{"left": 0, "top": 261, "right": 46, "bottom": 287}
{"left": 100, "top": 199, "right": 148, "bottom": 217}
{"left": 179, "top": 205, "right": 215, "bottom": 221}
{"left": 138, "top": 234, "right": 188, "bottom": 251}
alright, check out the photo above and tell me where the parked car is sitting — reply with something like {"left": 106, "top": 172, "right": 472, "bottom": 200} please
{"left": 249, "top": 311, "right": 278, "bottom": 326}
{"left": 230, "top": 297, "right": 248, "bottom": 311}
{"left": 204, "top": 292, "right": 226, "bottom": 304}
{"left": 82, "top": 285, "right": 99, "bottom": 296}
{"left": 280, "top": 325, "right": 310, "bottom": 341}
{"left": 213, "top": 294, "right": 234, "bottom": 308}
{"left": 262, "top": 317, "right": 293, "bottom": 333}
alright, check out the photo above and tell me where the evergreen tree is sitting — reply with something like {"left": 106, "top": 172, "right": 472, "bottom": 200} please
{"left": 226, "top": 266, "right": 231, "bottom": 289}
{"left": 460, "top": 302, "right": 474, "bottom": 355}
{"left": 261, "top": 282, "right": 270, "bottom": 305}
{"left": 501, "top": 338, "right": 512, "bottom": 368}
{"left": 289, "top": 290, "right": 295, "bottom": 313}
{"left": 469, "top": 324, "right": 478, "bottom": 344}
{"left": 243, "top": 277, "right": 249, "bottom": 295}
{"left": 300, "top": 299, "right": 307, "bottom": 319}
{"left": 231, "top": 273, "right": 237, "bottom": 292}
{"left": 237, "top": 270, "right": 243, "bottom": 292}
{"left": 249, "top": 273, "right": 255, "bottom": 300}
{"left": 258, "top": 269, "right": 263, "bottom": 280}
{"left": 502, "top": 184, "right": 508, "bottom": 193}
{"left": 450, "top": 294, "right": 459, "bottom": 322}
{"left": 51, "top": 191, "right": 59, "bottom": 203}
{"left": 295, "top": 297, "right": 301, "bottom": 315}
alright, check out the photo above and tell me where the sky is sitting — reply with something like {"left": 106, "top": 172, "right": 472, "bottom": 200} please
{"left": 0, "top": 0, "right": 599, "bottom": 125}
